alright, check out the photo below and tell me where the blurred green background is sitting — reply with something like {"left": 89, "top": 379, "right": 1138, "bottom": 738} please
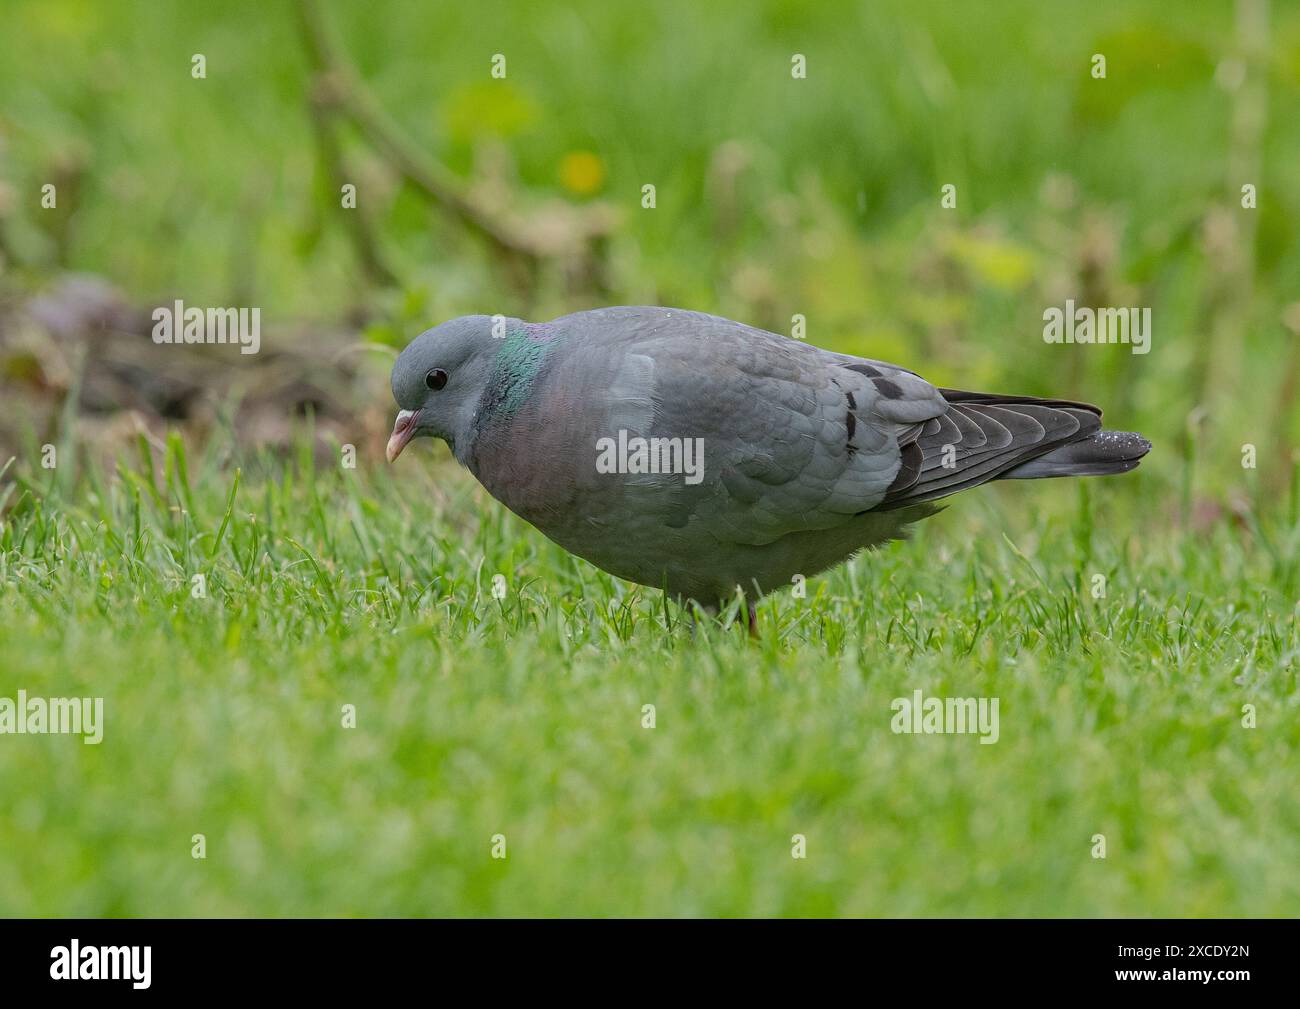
{"left": 1, "top": 0, "right": 1297, "bottom": 484}
{"left": 1, "top": 0, "right": 1298, "bottom": 918}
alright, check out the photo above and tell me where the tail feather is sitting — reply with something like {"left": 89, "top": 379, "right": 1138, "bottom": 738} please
{"left": 999, "top": 430, "right": 1151, "bottom": 479}
{"left": 874, "top": 386, "right": 1150, "bottom": 512}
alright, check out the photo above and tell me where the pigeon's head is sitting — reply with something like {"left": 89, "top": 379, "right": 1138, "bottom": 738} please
{"left": 387, "top": 314, "right": 508, "bottom": 462}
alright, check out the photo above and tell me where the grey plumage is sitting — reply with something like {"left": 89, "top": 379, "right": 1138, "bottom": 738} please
{"left": 388, "top": 307, "right": 1150, "bottom": 610}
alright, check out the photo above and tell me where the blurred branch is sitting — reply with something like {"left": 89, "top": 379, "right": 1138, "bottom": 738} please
{"left": 1199, "top": 0, "right": 1269, "bottom": 409}
{"left": 296, "top": 0, "right": 541, "bottom": 290}
{"left": 0, "top": 185, "right": 18, "bottom": 270}
{"left": 45, "top": 150, "right": 87, "bottom": 268}
{"left": 306, "top": 99, "right": 400, "bottom": 288}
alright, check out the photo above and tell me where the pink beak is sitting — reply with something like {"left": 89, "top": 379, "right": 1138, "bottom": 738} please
{"left": 386, "top": 408, "right": 422, "bottom": 463}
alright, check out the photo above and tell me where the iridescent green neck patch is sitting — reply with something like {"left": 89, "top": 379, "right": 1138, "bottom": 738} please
{"left": 479, "top": 323, "right": 560, "bottom": 420}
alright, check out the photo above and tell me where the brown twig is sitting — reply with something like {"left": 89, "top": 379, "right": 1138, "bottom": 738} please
{"left": 296, "top": 0, "right": 542, "bottom": 289}
{"left": 306, "top": 98, "right": 400, "bottom": 288}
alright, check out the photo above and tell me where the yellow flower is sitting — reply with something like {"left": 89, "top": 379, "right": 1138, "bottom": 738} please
{"left": 559, "top": 151, "right": 605, "bottom": 196}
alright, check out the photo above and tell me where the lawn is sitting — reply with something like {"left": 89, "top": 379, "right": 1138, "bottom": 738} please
{"left": 1, "top": 441, "right": 1296, "bottom": 916}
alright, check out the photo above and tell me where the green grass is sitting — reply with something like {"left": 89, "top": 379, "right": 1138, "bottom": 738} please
{"left": 2, "top": 439, "right": 1297, "bottom": 917}
{"left": 3, "top": 0, "right": 1300, "bottom": 918}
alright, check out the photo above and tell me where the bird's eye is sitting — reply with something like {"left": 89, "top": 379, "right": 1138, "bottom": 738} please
{"left": 425, "top": 368, "right": 448, "bottom": 391}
